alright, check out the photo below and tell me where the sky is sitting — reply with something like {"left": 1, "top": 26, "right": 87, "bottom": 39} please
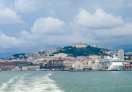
{"left": 0, "top": 0, "right": 132, "bottom": 57}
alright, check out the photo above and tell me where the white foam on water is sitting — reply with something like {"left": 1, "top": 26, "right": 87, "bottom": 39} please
{"left": 0, "top": 76, "right": 19, "bottom": 92}
{"left": 7, "top": 72, "right": 64, "bottom": 92}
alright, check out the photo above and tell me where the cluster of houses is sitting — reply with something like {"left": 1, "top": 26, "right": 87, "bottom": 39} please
{"left": 0, "top": 60, "right": 39, "bottom": 71}
{"left": 0, "top": 48, "right": 132, "bottom": 71}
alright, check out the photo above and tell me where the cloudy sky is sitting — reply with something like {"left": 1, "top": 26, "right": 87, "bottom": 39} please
{"left": 0, "top": 0, "right": 132, "bottom": 57}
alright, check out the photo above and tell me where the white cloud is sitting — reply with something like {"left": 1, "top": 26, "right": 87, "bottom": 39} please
{"left": 0, "top": 8, "right": 132, "bottom": 51}
{"left": 71, "top": 8, "right": 132, "bottom": 48}
{"left": 31, "top": 17, "right": 64, "bottom": 34}
{"left": 0, "top": 33, "right": 20, "bottom": 49}
{"left": 74, "top": 8, "right": 124, "bottom": 29}
{"left": 0, "top": 17, "right": 65, "bottom": 50}
{"left": 0, "top": 8, "right": 23, "bottom": 24}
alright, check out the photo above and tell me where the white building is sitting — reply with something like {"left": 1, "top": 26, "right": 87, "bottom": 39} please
{"left": 21, "top": 65, "right": 40, "bottom": 71}
{"left": 72, "top": 58, "right": 104, "bottom": 71}
{"left": 104, "top": 49, "right": 125, "bottom": 61}
{"left": 108, "top": 62, "right": 123, "bottom": 71}
{"left": 116, "top": 49, "right": 124, "bottom": 61}
{"left": 72, "top": 61, "right": 84, "bottom": 70}
{"left": 54, "top": 53, "right": 68, "bottom": 58}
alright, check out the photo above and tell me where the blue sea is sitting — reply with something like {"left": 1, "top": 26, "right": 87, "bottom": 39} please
{"left": 0, "top": 71, "right": 132, "bottom": 92}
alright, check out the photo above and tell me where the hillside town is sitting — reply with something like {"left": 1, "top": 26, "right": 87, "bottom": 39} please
{"left": 0, "top": 43, "right": 132, "bottom": 71}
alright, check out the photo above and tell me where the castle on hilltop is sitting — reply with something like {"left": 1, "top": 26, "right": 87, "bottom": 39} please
{"left": 72, "top": 42, "right": 97, "bottom": 48}
{"left": 72, "top": 42, "right": 87, "bottom": 48}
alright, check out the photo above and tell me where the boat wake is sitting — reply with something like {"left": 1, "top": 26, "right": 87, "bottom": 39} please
{"left": 0, "top": 76, "right": 19, "bottom": 92}
{"left": 0, "top": 72, "right": 64, "bottom": 92}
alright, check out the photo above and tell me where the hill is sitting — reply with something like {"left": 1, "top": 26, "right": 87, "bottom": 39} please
{"left": 53, "top": 45, "right": 108, "bottom": 57}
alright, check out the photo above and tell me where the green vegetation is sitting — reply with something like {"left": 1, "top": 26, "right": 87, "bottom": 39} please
{"left": 12, "top": 53, "right": 27, "bottom": 59}
{"left": 53, "top": 45, "right": 107, "bottom": 57}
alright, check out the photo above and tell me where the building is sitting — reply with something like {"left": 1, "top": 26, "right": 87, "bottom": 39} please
{"left": 104, "top": 49, "right": 125, "bottom": 61}
{"left": 72, "top": 42, "right": 87, "bottom": 48}
{"left": 123, "top": 62, "right": 132, "bottom": 71}
{"left": 72, "top": 56, "right": 106, "bottom": 71}
{"left": 108, "top": 62, "right": 123, "bottom": 71}
{"left": 0, "top": 62, "right": 16, "bottom": 71}
{"left": 63, "top": 60, "right": 75, "bottom": 70}
{"left": 72, "top": 61, "right": 83, "bottom": 70}
{"left": 125, "top": 52, "right": 132, "bottom": 60}
{"left": 116, "top": 49, "right": 125, "bottom": 61}
{"left": 45, "top": 58, "right": 64, "bottom": 70}
{"left": 21, "top": 65, "right": 40, "bottom": 71}
{"left": 54, "top": 53, "right": 68, "bottom": 58}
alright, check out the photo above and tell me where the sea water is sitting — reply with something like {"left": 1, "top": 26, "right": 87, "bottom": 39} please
{"left": 0, "top": 71, "right": 132, "bottom": 92}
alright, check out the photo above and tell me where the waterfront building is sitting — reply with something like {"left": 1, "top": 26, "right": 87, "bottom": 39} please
{"left": 12, "top": 66, "right": 22, "bottom": 71}
{"left": 15, "top": 61, "right": 33, "bottom": 67}
{"left": 72, "top": 56, "right": 105, "bottom": 71}
{"left": 63, "top": 60, "right": 75, "bottom": 70}
{"left": 45, "top": 57, "right": 64, "bottom": 70}
{"left": 0, "top": 62, "right": 16, "bottom": 71}
{"left": 72, "top": 61, "right": 83, "bottom": 70}
{"left": 123, "top": 62, "right": 132, "bottom": 71}
{"left": 108, "top": 62, "right": 123, "bottom": 71}
{"left": 21, "top": 65, "right": 40, "bottom": 71}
